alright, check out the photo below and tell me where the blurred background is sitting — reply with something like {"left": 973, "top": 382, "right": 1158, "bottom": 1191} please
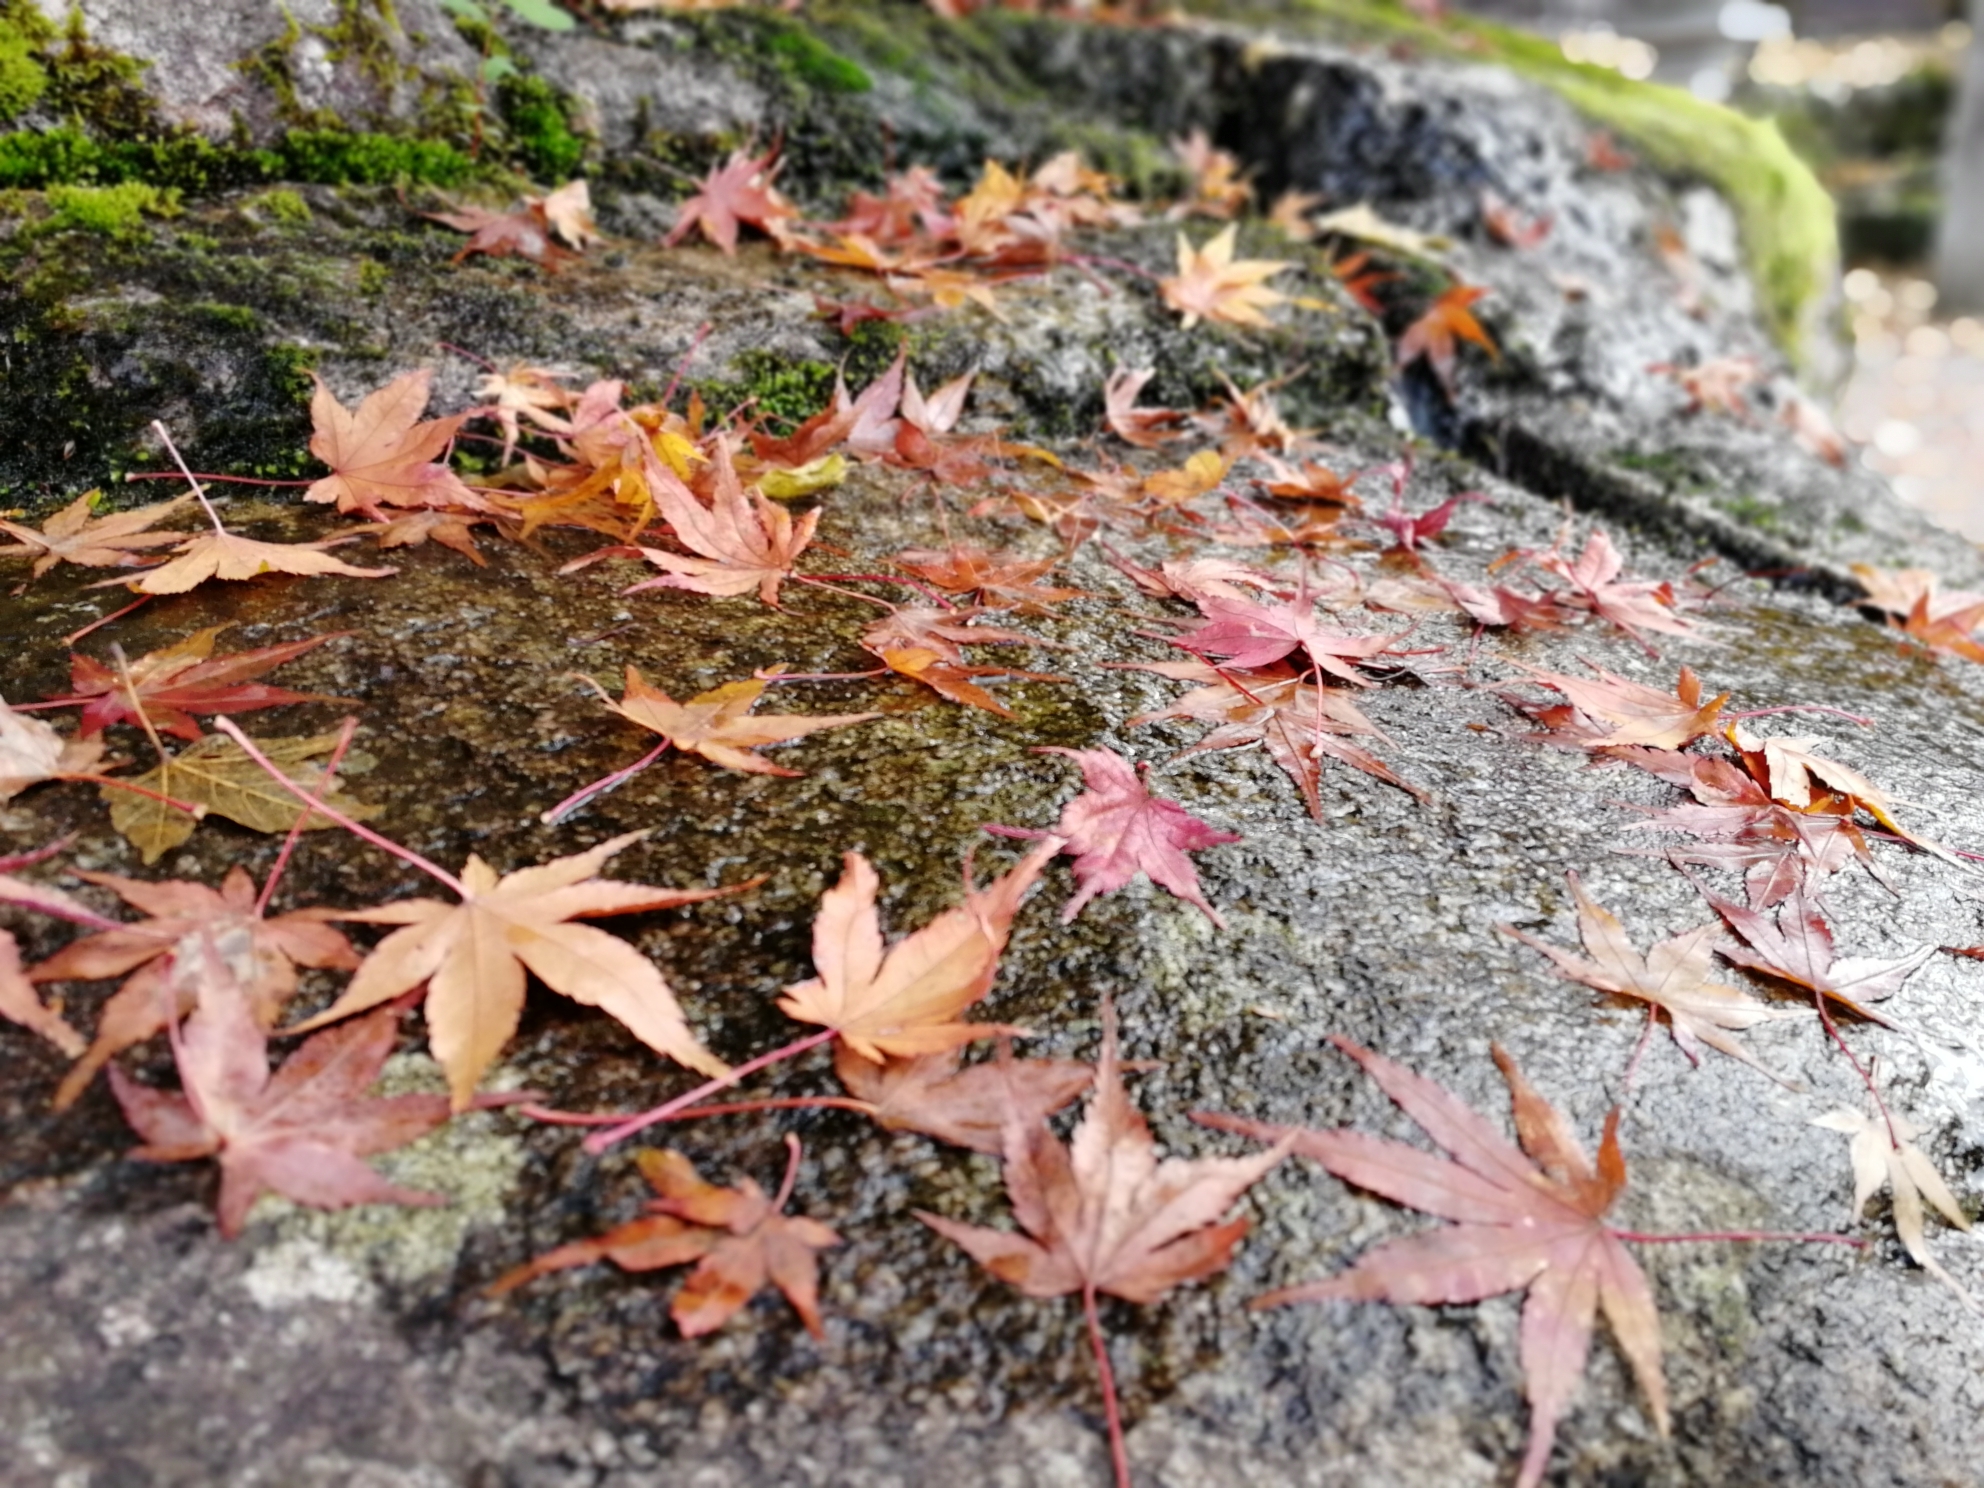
{"left": 1455, "top": 0, "right": 1984, "bottom": 541}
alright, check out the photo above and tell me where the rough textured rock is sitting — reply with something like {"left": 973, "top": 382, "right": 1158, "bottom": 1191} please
{"left": 2, "top": 6, "right": 1982, "bottom": 1488}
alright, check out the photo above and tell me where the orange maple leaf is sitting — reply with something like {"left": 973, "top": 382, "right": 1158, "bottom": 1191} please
{"left": 776, "top": 840, "right": 1059, "bottom": 1061}
{"left": 628, "top": 438, "right": 819, "bottom": 604}
{"left": 291, "top": 830, "right": 749, "bottom": 1109}
{"left": 489, "top": 1139, "right": 841, "bottom": 1339}
{"left": 304, "top": 369, "right": 486, "bottom": 517}
{"left": 1160, "top": 224, "right": 1292, "bottom": 329}
{"left": 1396, "top": 284, "right": 1498, "bottom": 399}
{"left": 580, "top": 666, "right": 880, "bottom": 778}
{"left": 0, "top": 491, "right": 192, "bottom": 584}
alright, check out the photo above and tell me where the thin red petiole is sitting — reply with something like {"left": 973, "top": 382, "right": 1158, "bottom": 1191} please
{"left": 1608, "top": 1227, "right": 1866, "bottom": 1247}
{"left": 580, "top": 1026, "right": 839, "bottom": 1153}
{"left": 1727, "top": 704, "right": 1874, "bottom": 727}
{"left": 772, "top": 1132, "right": 803, "bottom": 1211}
{"left": 63, "top": 595, "right": 151, "bottom": 646}
{"left": 661, "top": 321, "right": 713, "bottom": 409}
{"left": 1083, "top": 1282, "right": 1133, "bottom": 1488}
{"left": 257, "top": 716, "right": 358, "bottom": 915}
{"left": 124, "top": 471, "right": 314, "bottom": 488}
{"left": 1620, "top": 1006, "right": 1658, "bottom": 1093}
{"left": 212, "top": 718, "right": 468, "bottom": 896}
{"left": 541, "top": 739, "right": 672, "bottom": 825}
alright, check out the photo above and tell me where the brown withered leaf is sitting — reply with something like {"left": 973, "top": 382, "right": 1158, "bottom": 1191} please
{"left": 778, "top": 840, "right": 1059, "bottom": 1062}
{"left": 106, "top": 730, "right": 378, "bottom": 866}
{"left": 894, "top": 544, "right": 1081, "bottom": 615}
{"left": 833, "top": 1041, "right": 1093, "bottom": 1155}
{"left": 0, "top": 491, "right": 192, "bottom": 584}
{"left": 1102, "top": 367, "right": 1188, "bottom": 448}
{"left": 1198, "top": 1038, "right": 1668, "bottom": 1488}
{"left": 1523, "top": 530, "right": 1697, "bottom": 655}
{"left": 109, "top": 933, "right": 488, "bottom": 1238}
{"left": 489, "top": 1141, "right": 840, "bottom": 1338}
{"left": 1502, "top": 872, "right": 1794, "bottom": 1080}
{"left": 579, "top": 666, "right": 878, "bottom": 777}
{"left": 32, "top": 865, "right": 357, "bottom": 1110}
{"left": 290, "top": 830, "right": 748, "bottom": 1110}
{"left": 860, "top": 606, "right": 1062, "bottom": 716}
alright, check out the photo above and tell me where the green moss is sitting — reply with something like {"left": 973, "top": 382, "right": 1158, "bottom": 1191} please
{"left": 44, "top": 179, "right": 175, "bottom": 235}
{"left": 1276, "top": 0, "right": 1837, "bottom": 371}
{"left": 277, "top": 127, "right": 474, "bottom": 186}
{"left": 696, "top": 350, "right": 838, "bottom": 425}
{"left": 765, "top": 26, "right": 872, "bottom": 94}
{"left": 0, "top": 25, "right": 46, "bottom": 124}
{"left": 496, "top": 73, "right": 586, "bottom": 181}
{"left": 251, "top": 186, "right": 312, "bottom": 225}
{"left": 357, "top": 257, "right": 390, "bottom": 295}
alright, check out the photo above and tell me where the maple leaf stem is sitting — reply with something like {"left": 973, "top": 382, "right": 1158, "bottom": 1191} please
{"left": 63, "top": 595, "right": 151, "bottom": 647}
{"left": 516, "top": 1094, "right": 880, "bottom": 1126}
{"left": 212, "top": 718, "right": 468, "bottom": 897}
{"left": 791, "top": 573, "right": 903, "bottom": 610}
{"left": 805, "top": 572, "right": 953, "bottom": 606}
{"left": 752, "top": 666, "right": 888, "bottom": 683}
{"left": 579, "top": 1026, "right": 839, "bottom": 1154}
{"left": 1621, "top": 1005, "right": 1659, "bottom": 1093}
{"left": 1082, "top": 1282, "right": 1134, "bottom": 1488}
{"left": 123, "top": 471, "right": 315, "bottom": 489}
{"left": 1727, "top": 704, "right": 1874, "bottom": 727}
{"left": 773, "top": 1131, "right": 803, "bottom": 1211}
{"left": 540, "top": 739, "right": 673, "bottom": 825}
{"left": 258, "top": 716, "right": 359, "bottom": 916}
{"left": 1812, "top": 990, "right": 1902, "bottom": 1147}
{"left": 1607, "top": 1227, "right": 1867, "bottom": 1248}
{"left": 109, "top": 643, "right": 173, "bottom": 767}
{"left": 1863, "top": 826, "right": 1984, "bottom": 865}
{"left": 55, "top": 772, "right": 207, "bottom": 817}
{"left": 1070, "top": 251, "right": 1160, "bottom": 286}
{"left": 660, "top": 320, "right": 713, "bottom": 409}
{"left": 149, "top": 421, "right": 230, "bottom": 538}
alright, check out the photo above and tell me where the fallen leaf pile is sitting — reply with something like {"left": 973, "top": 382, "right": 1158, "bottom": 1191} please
{"left": 0, "top": 90, "right": 1977, "bottom": 1488}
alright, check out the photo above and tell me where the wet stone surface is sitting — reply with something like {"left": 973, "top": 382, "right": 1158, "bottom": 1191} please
{"left": 3, "top": 5, "right": 1984, "bottom": 1488}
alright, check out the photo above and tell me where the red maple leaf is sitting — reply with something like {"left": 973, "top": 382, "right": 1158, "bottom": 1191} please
{"left": 894, "top": 544, "right": 1081, "bottom": 615}
{"left": 1169, "top": 589, "right": 1406, "bottom": 684}
{"left": 1626, "top": 754, "right": 1878, "bottom": 908}
{"left": 1698, "top": 877, "right": 1929, "bottom": 1026}
{"left": 33, "top": 625, "right": 350, "bottom": 741}
{"left": 1523, "top": 530, "right": 1699, "bottom": 654}
{"left": 1494, "top": 661, "right": 1728, "bottom": 751}
{"left": 1198, "top": 1038, "right": 1668, "bottom": 1488}
{"left": 665, "top": 145, "right": 796, "bottom": 254}
{"left": 1125, "top": 660, "right": 1425, "bottom": 818}
{"left": 833, "top": 1041, "right": 1093, "bottom": 1155}
{"left": 921, "top": 1003, "right": 1290, "bottom": 1488}
{"left": 108, "top": 936, "right": 503, "bottom": 1238}
{"left": 987, "top": 746, "right": 1240, "bottom": 925}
